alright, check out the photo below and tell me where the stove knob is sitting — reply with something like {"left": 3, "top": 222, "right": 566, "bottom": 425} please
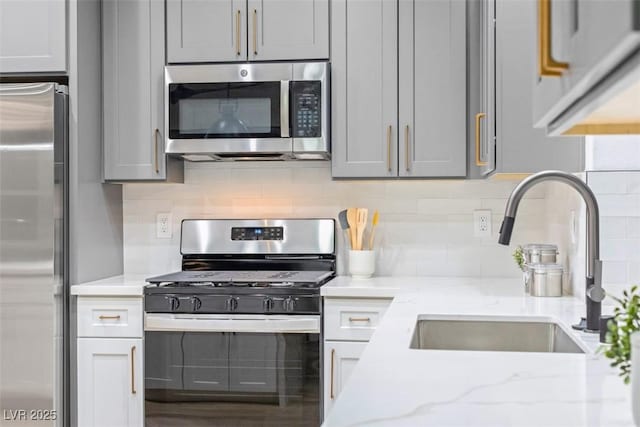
{"left": 191, "top": 297, "right": 202, "bottom": 311}
{"left": 167, "top": 296, "right": 180, "bottom": 312}
{"left": 263, "top": 297, "right": 274, "bottom": 312}
{"left": 226, "top": 297, "right": 239, "bottom": 312}
{"left": 283, "top": 296, "right": 296, "bottom": 312}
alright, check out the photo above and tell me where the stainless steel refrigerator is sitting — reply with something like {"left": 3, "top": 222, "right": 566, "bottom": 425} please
{"left": 0, "top": 83, "right": 68, "bottom": 426}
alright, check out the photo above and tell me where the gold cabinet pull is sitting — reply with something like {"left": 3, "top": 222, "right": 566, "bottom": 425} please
{"left": 98, "top": 315, "right": 121, "bottom": 320}
{"left": 154, "top": 128, "right": 160, "bottom": 174}
{"left": 386, "top": 125, "right": 392, "bottom": 172}
{"left": 252, "top": 9, "right": 258, "bottom": 55}
{"left": 130, "top": 345, "right": 136, "bottom": 394}
{"left": 330, "top": 348, "right": 335, "bottom": 399}
{"left": 349, "top": 317, "right": 371, "bottom": 322}
{"left": 475, "top": 113, "right": 487, "bottom": 166}
{"left": 236, "top": 10, "right": 241, "bottom": 56}
{"left": 404, "top": 125, "right": 410, "bottom": 172}
{"left": 538, "top": 0, "right": 569, "bottom": 77}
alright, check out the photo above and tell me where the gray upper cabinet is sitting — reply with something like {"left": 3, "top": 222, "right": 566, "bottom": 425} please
{"left": 167, "top": 0, "right": 328, "bottom": 63}
{"left": 398, "top": 0, "right": 466, "bottom": 177}
{"left": 495, "top": 0, "right": 583, "bottom": 173}
{"left": 332, "top": 0, "right": 465, "bottom": 179}
{"left": 103, "top": 0, "right": 182, "bottom": 182}
{"left": 331, "top": 0, "right": 398, "bottom": 178}
{"left": 532, "top": 0, "right": 640, "bottom": 136}
{"left": 247, "top": 0, "right": 329, "bottom": 61}
{"left": 166, "top": 0, "right": 247, "bottom": 63}
{"left": 0, "top": 0, "right": 66, "bottom": 73}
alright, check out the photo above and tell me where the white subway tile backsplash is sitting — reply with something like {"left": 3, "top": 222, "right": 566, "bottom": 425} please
{"left": 123, "top": 163, "right": 550, "bottom": 278}
{"left": 587, "top": 172, "right": 629, "bottom": 194}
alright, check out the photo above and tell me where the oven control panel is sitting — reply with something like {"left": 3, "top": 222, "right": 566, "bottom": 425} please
{"left": 231, "top": 226, "right": 284, "bottom": 241}
{"left": 291, "top": 81, "right": 322, "bottom": 138}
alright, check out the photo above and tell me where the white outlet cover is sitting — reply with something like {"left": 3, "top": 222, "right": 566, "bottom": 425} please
{"left": 473, "top": 210, "right": 492, "bottom": 237}
{"left": 156, "top": 213, "right": 172, "bottom": 239}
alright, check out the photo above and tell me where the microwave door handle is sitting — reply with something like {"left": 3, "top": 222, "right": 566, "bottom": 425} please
{"left": 280, "top": 80, "right": 290, "bottom": 138}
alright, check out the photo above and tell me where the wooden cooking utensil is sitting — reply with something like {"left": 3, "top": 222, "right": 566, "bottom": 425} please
{"left": 368, "top": 210, "right": 379, "bottom": 250}
{"left": 346, "top": 208, "right": 358, "bottom": 250}
{"left": 355, "top": 208, "right": 368, "bottom": 250}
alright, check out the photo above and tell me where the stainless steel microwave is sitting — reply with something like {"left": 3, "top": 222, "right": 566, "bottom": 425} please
{"left": 165, "top": 62, "right": 329, "bottom": 161}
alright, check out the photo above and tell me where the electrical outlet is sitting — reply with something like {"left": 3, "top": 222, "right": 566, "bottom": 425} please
{"left": 473, "top": 210, "right": 492, "bottom": 237}
{"left": 156, "top": 213, "right": 172, "bottom": 239}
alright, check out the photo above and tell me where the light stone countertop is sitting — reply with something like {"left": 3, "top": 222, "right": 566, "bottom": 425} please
{"left": 70, "top": 274, "right": 149, "bottom": 296}
{"left": 321, "top": 277, "right": 631, "bottom": 427}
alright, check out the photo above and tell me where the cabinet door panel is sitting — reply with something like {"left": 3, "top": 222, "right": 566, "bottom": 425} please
{"left": 248, "top": 0, "right": 329, "bottom": 61}
{"left": 167, "top": 0, "right": 246, "bottom": 63}
{"left": 77, "top": 338, "right": 143, "bottom": 427}
{"left": 497, "top": 0, "right": 583, "bottom": 173}
{"left": 103, "top": 0, "right": 168, "bottom": 180}
{"left": 331, "top": 0, "right": 398, "bottom": 178}
{"left": 183, "top": 332, "right": 230, "bottom": 392}
{"left": 323, "top": 341, "right": 366, "bottom": 418}
{"left": 399, "top": 0, "right": 466, "bottom": 177}
{"left": 0, "top": 0, "right": 66, "bottom": 73}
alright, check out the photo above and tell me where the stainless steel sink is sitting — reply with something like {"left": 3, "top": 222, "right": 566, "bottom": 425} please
{"left": 409, "top": 316, "right": 585, "bottom": 354}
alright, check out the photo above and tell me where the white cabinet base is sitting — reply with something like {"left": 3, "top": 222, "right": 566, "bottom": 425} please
{"left": 323, "top": 341, "right": 367, "bottom": 418}
{"left": 77, "top": 338, "right": 143, "bottom": 427}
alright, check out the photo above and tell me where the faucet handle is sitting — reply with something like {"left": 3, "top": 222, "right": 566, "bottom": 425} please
{"left": 587, "top": 260, "right": 605, "bottom": 303}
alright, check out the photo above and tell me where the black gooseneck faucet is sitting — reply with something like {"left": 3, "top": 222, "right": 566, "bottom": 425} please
{"left": 498, "top": 170, "right": 605, "bottom": 333}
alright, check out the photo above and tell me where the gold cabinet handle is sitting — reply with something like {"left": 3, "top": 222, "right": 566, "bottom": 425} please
{"left": 98, "top": 315, "right": 121, "bottom": 320}
{"left": 475, "top": 113, "right": 487, "bottom": 166}
{"left": 330, "top": 348, "right": 335, "bottom": 399}
{"left": 386, "top": 125, "right": 392, "bottom": 172}
{"left": 538, "top": 0, "right": 569, "bottom": 77}
{"left": 349, "top": 317, "right": 371, "bottom": 322}
{"left": 252, "top": 9, "right": 258, "bottom": 55}
{"left": 153, "top": 128, "right": 160, "bottom": 174}
{"left": 404, "top": 125, "right": 410, "bottom": 172}
{"left": 236, "top": 10, "right": 241, "bottom": 56}
{"left": 130, "top": 345, "right": 136, "bottom": 394}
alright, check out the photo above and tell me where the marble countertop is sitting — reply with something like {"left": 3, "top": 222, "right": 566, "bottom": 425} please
{"left": 322, "top": 277, "right": 632, "bottom": 427}
{"left": 70, "top": 274, "right": 149, "bottom": 296}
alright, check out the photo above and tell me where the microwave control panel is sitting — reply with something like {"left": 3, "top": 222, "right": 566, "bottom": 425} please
{"left": 291, "top": 81, "right": 322, "bottom": 138}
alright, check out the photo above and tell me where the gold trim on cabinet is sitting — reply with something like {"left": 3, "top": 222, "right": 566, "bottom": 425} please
{"left": 154, "top": 128, "right": 160, "bottom": 174}
{"left": 348, "top": 317, "right": 371, "bottom": 322}
{"left": 236, "top": 10, "right": 241, "bottom": 56}
{"left": 131, "top": 345, "right": 136, "bottom": 394}
{"left": 330, "top": 348, "right": 335, "bottom": 399}
{"left": 253, "top": 9, "right": 258, "bottom": 55}
{"left": 404, "top": 125, "right": 410, "bottom": 172}
{"left": 475, "top": 113, "right": 487, "bottom": 166}
{"left": 538, "top": 0, "right": 569, "bottom": 77}
{"left": 387, "top": 125, "right": 392, "bottom": 172}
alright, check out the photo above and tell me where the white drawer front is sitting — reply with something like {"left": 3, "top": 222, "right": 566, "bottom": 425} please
{"left": 324, "top": 298, "right": 391, "bottom": 341}
{"left": 77, "top": 297, "right": 143, "bottom": 338}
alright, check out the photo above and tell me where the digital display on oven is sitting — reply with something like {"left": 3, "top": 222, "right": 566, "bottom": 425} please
{"left": 231, "top": 227, "right": 284, "bottom": 241}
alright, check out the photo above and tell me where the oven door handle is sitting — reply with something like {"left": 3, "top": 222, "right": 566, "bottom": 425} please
{"left": 280, "top": 80, "right": 290, "bottom": 138}
{"left": 145, "top": 313, "right": 320, "bottom": 334}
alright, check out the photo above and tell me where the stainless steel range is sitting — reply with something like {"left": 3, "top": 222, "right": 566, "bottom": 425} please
{"left": 144, "top": 219, "right": 335, "bottom": 427}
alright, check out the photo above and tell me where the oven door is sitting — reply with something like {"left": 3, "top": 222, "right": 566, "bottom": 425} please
{"left": 144, "top": 314, "right": 321, "bottom": 427}
{"left": 165, "top": 64, "right": 292, "bottom": 159}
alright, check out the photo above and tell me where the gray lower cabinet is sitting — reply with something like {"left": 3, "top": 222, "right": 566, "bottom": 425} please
{"left": 332, "top": 0, "right": 466, "bottom": 178}
{"left": 167, "top": 0, "right": 328, "bottom": 63}
{"left": 0, "top": 0, "right": 66, "bottom": 73}
{"left": 331, "top": 0, "right": 399, "bottom": 178}
{"left": 495, "top": 0, "right": 583, "bottom": 173}
{"left": 102, "top": 0, "right": 182, "bottom": 182}
{"left": 229, "top": 333, "right": 278, "bottom": 393}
